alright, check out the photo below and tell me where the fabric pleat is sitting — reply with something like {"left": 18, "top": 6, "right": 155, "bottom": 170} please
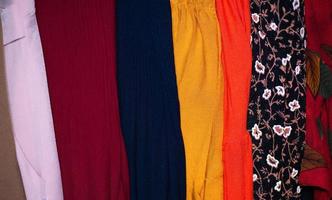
{"left": 170, "top": 0, "right": 223, "bottom": 199}
{"left": 116, "top": 0, "right": 187, "bottom": 199}
{"left": 35, "top": 0, "right": 130, "bottom": 199}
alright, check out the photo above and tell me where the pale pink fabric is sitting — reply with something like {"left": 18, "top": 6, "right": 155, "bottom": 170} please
{"left": 1, "top": 0, "right": 63, "bottom": 199}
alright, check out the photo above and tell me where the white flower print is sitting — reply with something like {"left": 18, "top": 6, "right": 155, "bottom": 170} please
{"left": 253, "top": 174, "right": 258, "bottom": 182}
{"left": 255, "top": 60, "right": 265, "bottom": 74}
{"left": 274, "top": 181, "right": 282, "bottom": 192}
{"left": 251, "top": 13, "right": 260, "bottom": 23}
{"left": 249, "top": 0, "right": 306, "bottom": 197}
{"left": 266, "top": 154, "right": 279, "bottom": 168}
{"left": 259, "top": 31, "right": 266, "bottom": 39}
{"left": 252, "top": 124, "right": 262, "bottom": 140}
{"left": 293, "top": 0, "right": 300, "bottom": 10}
{"left": 289, "top": 100, "right": 301, "bottom": 111}
{"left": 283, "top": 126, "right": 292, "bottom": 138}
{"left": 291, "top": 168, "right": 298, "bottom": 178}
{"left": 297, "top": 186, "right": 301, "bottom": 194}
{"left": 282, "top": 58, "right": 288, "bottom": 66}
{"left": 262, "top": 89, "right": 272, "bottom": 100}
{"left": 275, "top": 86, "right": 285, "bottom": 96}
{"left": 270, "top": 22, "right": 278, "bottom": 31}
{"left": 273, "top": 125, "right": 284, "bottom": 136}
{"left": 295, "top": 65, "right": 301, "bottom": 75}
{"left": 273, "top": 125, "right": 292, "bottom": 138}
{"left": 300, "top": 27, "right": 305, "bottom": 38}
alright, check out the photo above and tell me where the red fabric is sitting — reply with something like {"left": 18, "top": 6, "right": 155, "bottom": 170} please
{"left": 300, "top": 168, "right": 331, "bottom": 198}
{"left": 300, "top": 89, "right": 332, "bottom": 199}
{"left": 35, "top": 1, "right": 130, "bottom": 199}
{"left": 299, "top": 0, "right": 332, "bottom": 199}
{"left": 216, "top": 0, "right": 253, "bottom": 199}
{"left": 305, "top": 0, "right": 332, "bottom": 68}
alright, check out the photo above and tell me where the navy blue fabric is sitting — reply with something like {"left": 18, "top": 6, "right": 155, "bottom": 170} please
{"left": 116, "top": 1, "right": 186, "bottom": 200}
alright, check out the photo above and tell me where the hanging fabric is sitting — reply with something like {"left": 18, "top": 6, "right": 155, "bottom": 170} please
{"left": 300, "top": 50, "right": 332, "bottom": 200}
{"left": 247, "top": 0, "right": 306, "bottom": 198}
{"left": 0, "top": 9, "right": 26, "bottom": 199}
{"left": 215, "top": 0, "right": 253, "bottom": 199}
{"left": 1, "top": 0, "right": 63, "bottom": 199}
{"left": 299, "top": 0, "right": 332, "bottom": 198}
{"left": 116, "top": 0, "right": 186, "bottom": 199}
{"left": 170, "top": 0, "right": 223, "bottom": 199}
{"left": 35, "top": 0, "right": 130, "bottom": 199}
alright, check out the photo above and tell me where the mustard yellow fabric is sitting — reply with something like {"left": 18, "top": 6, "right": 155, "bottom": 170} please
{"left": 170, "top": 1, "right": 223, "bottom": 199}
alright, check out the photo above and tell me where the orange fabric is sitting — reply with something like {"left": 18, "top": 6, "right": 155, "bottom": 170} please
{"left": 216, "top": 0, "right": 253, "bottom": 200}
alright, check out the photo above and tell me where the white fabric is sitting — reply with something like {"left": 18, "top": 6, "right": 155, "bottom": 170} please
{"left": 1, "top": 0, "right": 63, "bottom": 199}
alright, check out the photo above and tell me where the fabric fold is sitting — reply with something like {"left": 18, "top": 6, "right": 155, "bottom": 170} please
{"left": 0, "top": 15, "right": 26, "bottom": 200}
{"left": 170, "top": 1, "right": 223, "bottom": 199}
{"left": 215, "top": 0, "right": 253, "bottom": 199}
{"left": 1, "top": 0, "right": 63, "bottom": 199}
{"left": 116, "top": 0, "right": 186, "bottom": 199}
{"left": 35, "top": 0, "right": 130, "bottom": 199}
{"left": 247, "top": 0, "right": 306, "bottom": 198}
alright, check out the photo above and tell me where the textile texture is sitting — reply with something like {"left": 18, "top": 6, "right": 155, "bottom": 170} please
{"left": 116, "top": 0, "right": 186, "bottom": 199}
{"left": 299, "top": 0, "right": 332, "bottom": 198}
{"left": 2, "top": 0, "right": 63, "bottom": 199}
{"left": 170, "top": 0, "right": 223, "bottom": 199}
{"left": 248, "top": 0, "right": 306, "bottom": 199}
{"left": 0, "top": 17, "right": 26, "bottom": 200}
{"left": 36, "top": 0, "right": 130, "bottom": 199}
{"left": 216, "top": 0, "right": 254, "bottom": 199}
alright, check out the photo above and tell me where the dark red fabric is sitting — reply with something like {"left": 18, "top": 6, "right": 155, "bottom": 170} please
{"left": 35, "top": 1, "right": 130, "bottom": 199}
{"left": 300, "top": 89, "right": 332, "bottom": 199}
{"left": 299, "top": 0, "right": 332, "bottom": 199}
{"left": 305, "top": 0, "right": 332, "bottom": 68}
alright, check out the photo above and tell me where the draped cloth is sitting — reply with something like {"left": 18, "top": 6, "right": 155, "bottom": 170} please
{"left": 216, "top": 0, "right": 253, "bottom": 199}
{"left": 36, "top": 0, "right": 130, "bottom": 199}
{"left": 247, "top": 0, "right": 306, "bottom": 198}
{"left": 0, "top": 12, "right": 26, "bottom": 200}
{"left": 2, "top": 0, "right": 63, "bottom": 199}
{"left": 116, "top": 0, "right": 186, "bottom": 199}
{"left": 299, "top": 0, "right": 332, "bottom": 199}
{"left": 170, "top": 0, "right": 223, "bottom": 199}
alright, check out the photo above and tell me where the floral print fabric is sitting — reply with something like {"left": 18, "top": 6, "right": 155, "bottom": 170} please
{"left": 247, "top": 0, "right": 306, "bottom": 199}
